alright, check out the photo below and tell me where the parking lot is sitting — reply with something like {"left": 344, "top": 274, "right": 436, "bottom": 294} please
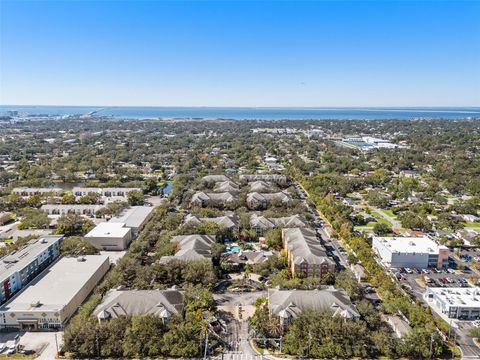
{"left": 457, "top": 248, "right": 480, "bottom": 263}
{"left": 393, "top": 266, "right": 473, "bottom": 296}
{"left": 0, "top": 331, "right": 62, "bottom": 359}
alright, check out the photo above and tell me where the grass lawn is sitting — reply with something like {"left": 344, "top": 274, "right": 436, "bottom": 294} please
{"left": 464, "top": 222, "right": 480, "bottom": 228}
{"left": 354, "top": 226, "right": 374, "bottom": 232}
{"left": 370, "top": 211, "right": 393, "bottom": 227}
{"left": 383, "top": 209, "right": 397, "bottom": 218}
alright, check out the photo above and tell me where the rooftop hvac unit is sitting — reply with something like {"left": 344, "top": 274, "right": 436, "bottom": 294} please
{"left": 77, "top": 256, "right": 86, "bottom": 262}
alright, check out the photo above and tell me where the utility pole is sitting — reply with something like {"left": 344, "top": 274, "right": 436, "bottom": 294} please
{"left": 54, "top": 332, "right": 59, "bottom": 355}
{"left": 307, "top": 329, "right": 312, "bottom": 358}
{"left": 429, "top": 333, "right": 434, "bottom": 359}
{"left": 203, "top": 329, "right": 209, "bottom": 360}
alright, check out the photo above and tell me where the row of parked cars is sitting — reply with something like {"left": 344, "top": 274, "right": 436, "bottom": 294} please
{"left": 400, "top": 267, "right": 455, "bottom": 275}
{"left": 425, "top": 276, "right": 470, "bottom": 288}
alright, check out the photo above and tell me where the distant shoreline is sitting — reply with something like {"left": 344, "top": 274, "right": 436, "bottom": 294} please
{"left": 1, "top": 105, "right": 480, "bottom": 121}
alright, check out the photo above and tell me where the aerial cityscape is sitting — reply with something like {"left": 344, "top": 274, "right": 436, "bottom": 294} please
{"left": 1, "top": 0, "right": 479, "bottom": 359}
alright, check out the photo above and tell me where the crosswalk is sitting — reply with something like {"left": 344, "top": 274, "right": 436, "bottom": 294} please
{"left": 212, "top": 354, "right": 266, "bottom": 360}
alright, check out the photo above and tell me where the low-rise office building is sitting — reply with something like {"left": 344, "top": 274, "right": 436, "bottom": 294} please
{"left": 0, "top": 255, "right": 110, "bottom": 329}
{"left": 425, "top": 287, "right": 480, "bottom": 320}
{"left": 110, "top": 206, "right": 154, "bottom": 236}
{"left": 0, "top": 235, "right": 63, "bottom": 304}
{"left": 372, "top": 236, "right": 449, "bottom": 269}
{"left": 85, "top": 222, "right": 133, "bottom": 251}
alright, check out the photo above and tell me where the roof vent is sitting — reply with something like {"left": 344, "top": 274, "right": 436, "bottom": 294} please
{"left": 30, "top": 301, "right": 41, "bottom": 308}
{"left": 40, "top": 239, "right": 48, "bottom": 244}
{"left": 77, "top": 257, "right": 86, "bottom": 262}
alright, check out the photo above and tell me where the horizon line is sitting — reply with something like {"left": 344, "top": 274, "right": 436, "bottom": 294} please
{"left": 2, "top": 104, "right": 480, "bottom": 109}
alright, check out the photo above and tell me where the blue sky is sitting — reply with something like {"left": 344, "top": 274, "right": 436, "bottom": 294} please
{"left": 0, "top": 0, "right": 479, "bottom": 107}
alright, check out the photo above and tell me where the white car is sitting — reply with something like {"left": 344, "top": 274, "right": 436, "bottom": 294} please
{"left": 472, "top": 320, "right": 480, "bottom": 327}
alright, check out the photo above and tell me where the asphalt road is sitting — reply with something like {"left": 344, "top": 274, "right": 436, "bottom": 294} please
{"left": 294, "top": 182, "right": 348, "bottom": 269}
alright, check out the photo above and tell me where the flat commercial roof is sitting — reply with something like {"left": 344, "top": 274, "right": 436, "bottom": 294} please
{"left": 0, "top": 255, "right": 109, "bottom": 312}
{"left": 374, "top": 236, "right": 446, "bottom": 254}
{"left": 0, "top": 235, "right": 63, "bottom": 280}
{"left": 110, "top": 206, "right": 154, "bottom": 229}
{"left": 85, "top": 222, "right": 130, "bottom": 238}
{"left": 428, "top": 287, "right": 480, "bottom": 308}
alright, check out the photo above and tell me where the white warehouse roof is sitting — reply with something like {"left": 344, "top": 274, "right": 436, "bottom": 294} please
{"left": 85, "top": 222, "right": 130, "bottom": 238}
{"left": 374, "top": 236, "right": 447, "bottom": 254}
{"left": 0, "top": 255, "right": 109, "bottom": 313}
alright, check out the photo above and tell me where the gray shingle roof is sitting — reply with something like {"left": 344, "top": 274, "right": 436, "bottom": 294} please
{"left": 93, "top": 289, "right": 184, "bottom": 320}
{"left": 268, "top": 287, "right": 359, "bottom": 319}
{"left": 159, "top": 234, "right": 216, "bottom": 263}
{"left": 283, "top": 228, "right": 334, "bottom": 266}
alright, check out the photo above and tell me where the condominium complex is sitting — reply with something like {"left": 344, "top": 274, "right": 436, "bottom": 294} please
{"left": 282, "top": 228, "right": 335, "bottom": 278}
{"left": 72, "top": 187, "right": 141, "bottom": 198}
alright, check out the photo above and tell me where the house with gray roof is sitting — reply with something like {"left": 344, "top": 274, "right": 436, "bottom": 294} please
{"left": 185, "top": 214, "right": 239, "bottom": 230}
{"left": 250, "top": 214, "right": 307, "bottom": 236}
{"left": 268, "top": 287, "right": 360, "bottom": 326}
{"left": 159, "top": 234, "right": 216, "bottom": 263}
{"left": 201, "top": 175, "right": 231, "bottom": 186}
{"left": 213, "top": 181, "right": 240, "bottom": 193}
{"left": 240, "top": 174, "right": 288, "bottom": 186}
{"left": 249, "top": 181, "right": 274, "bottom": 193}
{"left": 282, "top": 228, "right": 335, "bottom": 278}
{"left": 191, "top": 192, "right": 235, "bottom": 207}
{"left": 94, "top": 289, "right": 184, "bottom": 323}
{"left": 246, "top": 192, "right": 292, "bottom": 210}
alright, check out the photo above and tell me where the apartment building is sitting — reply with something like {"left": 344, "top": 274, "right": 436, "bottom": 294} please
{"left": 282, "top": 228, "right": 335, "bottom": 278}
{"left": 0, "top": 235, "right": 63, "bottom": 304}
{"left": 0, "top": 255, "right": 110, "bottom": 329}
